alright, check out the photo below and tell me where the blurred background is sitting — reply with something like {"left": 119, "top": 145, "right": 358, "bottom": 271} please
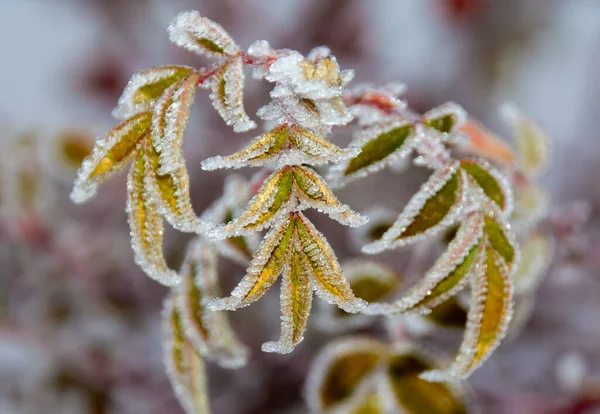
{"left": 1, "top": 0, "right": 600, "bottom": 413}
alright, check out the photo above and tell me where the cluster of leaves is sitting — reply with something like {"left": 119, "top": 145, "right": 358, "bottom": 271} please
{"left": 70, "top": 9, "right": 551, "bottom": 413}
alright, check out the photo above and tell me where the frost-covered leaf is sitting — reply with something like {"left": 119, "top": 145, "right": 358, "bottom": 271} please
{"left": 143, "top": 137, "right": 206, "bottom": 233}
{"left": 422, "top": 245, "right": 514, "bottom": 381}
{"left": 201, "top": 175, "right": 259, "bottom": 265}
{"left": 168, "top": 10, "right": 239, "bottom": 57}
{"left": 511, "top": 183, "right": 549, "bottom": 233}
{"left": 176, "top": 239, "right": 249, "bottom": 368}
{"left": 71, "top": 112, "right": 151, "bottom": 203}
{"left": 483, "top": 205, "right": 518, "bottom": 268}
{"left": 502, "top": 103, "right": 550, "bottom": 177}
{"left": 363, "top": 162, "right": 466, "bottom": 254}
{"left": 512, "top": 232, "right": 553, "bottom": 293}
{"left": 305, "top": 337, "right": 386, "bottom": 412}
{"left": 328, "top": 121, "right": 415, "bottom": 187}
{"left": 422, "top": 102, "right": 467, "bottom": 135}
{"left": 316, "top": 261, "right": 400, "bottom": 333}
{"left": 162, "top": 295, "right": 210, "bottom": 414}
{"left": 208, "top": 165, "right": 366, "bottom": 238}
{"left": 127, "top": 140, "right": 178, "bottom": 286}
{"left": 365, "top": 213, "right": 484, "bottom": 315}
{"left": 461, "top": 158, "right": 512, "bottom": 213}
{"left": 383, "top": 346, "right": 472, "bottom": 414}
{"left": 205, "top": 56, "right": 256, "bottom": 132}
{"left": 112, "top": 66, "right": 195, "bottom": 120}
{"left": 202, "top": 124, "right": 357, "bottom": 170}
{"left": 209, "top": 212, "right": 365, "bottom": 353}
{"left": 152, "top": 71, "right": 199, "bottom": 175}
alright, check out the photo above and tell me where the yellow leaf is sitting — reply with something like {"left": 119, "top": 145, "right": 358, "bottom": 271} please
{"left": 71, "top": 112, "right": 152, "bottom": 203}
{"left": 176, "top": 239, "right": 249, "bottom": 368}
{"left": 113, "top": 66, "right": 194, "bottom": 119}
{"left": 162, "top": 295, "right": 211, "bottom": 414}
{"left": 201, "top": 124, "right": 356, "bottom": 171}
{"left": 422, "top": 245, "right": 513, "bottom": 380}
{"left": 126, "top": 143, "right": 178, "bottom": 286}
{"left": 152, "top": 71, "right": 200, "bottom": 176}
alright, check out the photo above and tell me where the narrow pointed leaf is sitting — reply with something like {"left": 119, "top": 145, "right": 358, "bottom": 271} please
{"left": 363, "top": 162, "right": 465, "bottom": 254}
{"left": 205, "top": 56, "right": 256, "bottom": 132}
{"left": 71, "top": 112, "right": 151, "bottom": 203}
{"left": 168, "top": 10, "right": 239, "bottom": 57}
{"left": 201, "top": 124, "right": 357, "bottom": 171}
{"left": 152, "top": 72, "right": 199, "bottom": 175}
{"left": 293, "top": 166, "right": 367, "bottom": 227}
{"left": 112, "top": 66, "right": 194, "bottom": 119}
{"left": 460, "top": 119, "right": 516, "bottom": 165}
{"left": 262, "top": 244, "right": 313, "bottom": 354}
{"left": 176, "top": 239, "right": 249, "bottom": 368}
{"left": 461, "top": 158, "right": 512, "bottom": 213}
{"left": 162, "top": 296, "right": 210, "bottom": 414}
{"left": 208, "top": 215, "right": 296, "bottom": 311}
{"left": 143, "top": 138, "right": 205, "bottom": 233}
{"left": 365, "top": 213, "right": 484, "bottom": 315}
{"left": 484, "top": 207, "right": 518, "bottom": 267}
{"left": 295, "top": 213, "right": 366, "bottom": 313}
{"left": 126, "top": 143, "right": 178, "bottom": 286}
{"left": 328, "top": 121, "right": 415, "bottom": 187}
{"left": 422, "top": 246, "right": 514, "bottom": 380}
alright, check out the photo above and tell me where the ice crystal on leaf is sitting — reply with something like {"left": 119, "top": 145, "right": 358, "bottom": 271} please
{"left": 305, "top": 337, "right": 476, "bottom": 414}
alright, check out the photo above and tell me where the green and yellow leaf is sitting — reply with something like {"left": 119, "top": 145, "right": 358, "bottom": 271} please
{"left": 162, "top": 295, "right": 210, "bottom": 414}
{"left": 363, "top": 162, "right": 465, "bottom": 254}
{"left": 168, "top": 10, "right": 240, "bottom": 57}
{"left": 204, "top": 56, "right": 256, "bottom": 132}
{"left": 422, "top": 102, "right": 466, "bottom": 136}
{"left": 461, "top": 158, "right": 512, "bottom": 213}
{"left": 126, "top": 140, "right": 178, "bottom": 286}
{"left": 209, "top": 165, "right": 365, "bottom": 238}
{"left": 112, "top": 66, "right": 194, "bottom": 119}
{"left": 422, "top": 245, "right": 514, "bottom": 380}
{"left": 201, "top": 124, "right": 357, "bottom": 171}
{"left": 71, "top": 112, "right": 151, "bottom": 203}
{"left": 151, "top": 71, "right": 199, "bottom": 176}
{"left": 176, "top": 238, "right": 249, "bottom": 368}
{"left": 328, "top": 121, "right": 415, "bottom": 187}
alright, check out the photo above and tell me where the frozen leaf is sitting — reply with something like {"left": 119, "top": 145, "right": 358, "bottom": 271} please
{"left": 209, "top": 213, "right": 365, "bottom": 353}
{"left": 162, "top": 296, "right": 210, "bottom": 414}
{"left": 201, "top": 124, "right": 357, "bottom": 171}
{"left": 461, "top": 158, "right": 512, "bottom": 213}
{"left": 205, "top": 57, "right": 256, "bottom": 132}
{"left": 262, "top": 246, "right": 313, "bottom": 354}
{"left": 422, "top": 102, "right": 467, "bottom": 135}
{"left": 422, "top": 246, "right": 514, "bottom": 380}
{"left": 126, "top": 140, "right": 178, "bottom": 286}
{"left": 305, "top": 337, "right": 386, "bottom": 412}
{"left": 143, "top": 138, "right": 206, "bottom": 233}
{"left": 328, "top": 121, "right": 415, "bottom": 187}
{"left": 483, "top": 205, "right": 518, "bottom": 268}
{"left": 112, "top": 66, "right": 194, "bottom": 119}
{"left": 384, "top": 347, "right": 472, "bottom": 414}
{"left": 512, "top": 232, "right": 553, "bottom": 293}
{"left": 316, "top": 261, "right": 400, "bottom": 333}
{"left": 511, "top": 183, "right": 549, "bottom": 233}
{"left": 168, "top": 10, "right": 239, "bottom": 57}
{"left": 152, "top": 71, "right": 199, "bottom": 176}
{"left": 365, "top": 213, "right": 484, "bottom": 315}
{"left": 71, "top": 112, "right": 151, "bottom": 203}
{"left": 176, "top": 239, "right": 249, "bottom": 368}
{"left": 502, "top": 103, "right": 550, "bottom": 177}
{"left": 363, "top": 162, "right": 466, "bottom": 254}
{"left": 208, "top": 165, "right": 366, "bottom": 238}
